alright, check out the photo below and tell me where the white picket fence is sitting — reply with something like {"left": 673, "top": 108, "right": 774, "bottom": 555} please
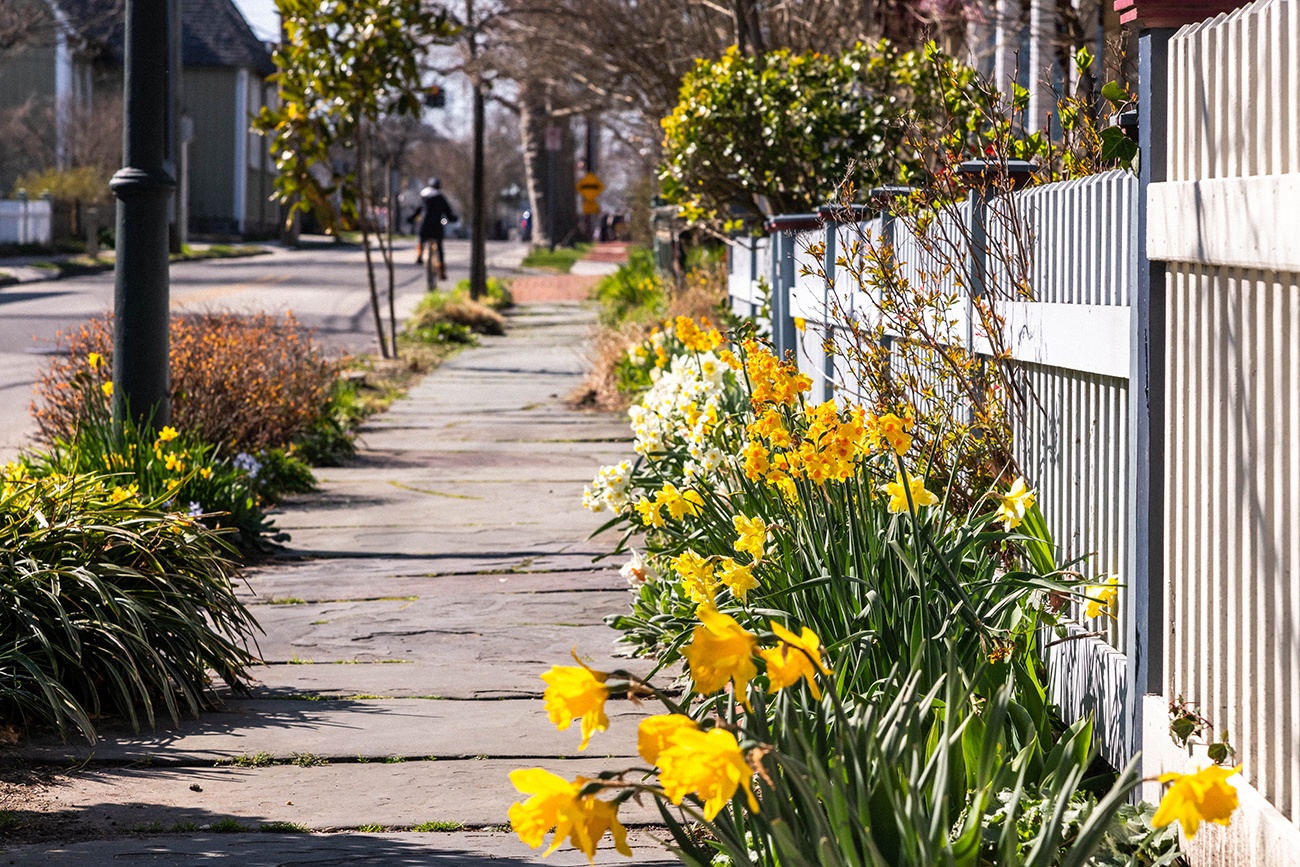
{"left": 734, "top": 171, "right": 1140, "bottom": 769}
{"left": 1146, "top": 0, "right": 1300, "bottom": 849}
{"left": 728, "top": 0, "right": 1300, "bottom": 854}
{"left": 0, "top": 197, "right": 53, "bottom": 245}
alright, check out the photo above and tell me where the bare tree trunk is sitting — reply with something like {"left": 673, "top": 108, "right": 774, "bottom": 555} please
{"left": 383, "top": 157, "right": 398, "bottom": 358}
{"left": 357, "top": 117, "right": 390, "bottom": 358}
{"left": 519, "top": 79, "right": 550, "bottom": 249}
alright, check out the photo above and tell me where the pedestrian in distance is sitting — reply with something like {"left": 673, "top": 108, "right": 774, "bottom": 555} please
{"left": 411, "top": 177, "right": 457, "bottom": 280}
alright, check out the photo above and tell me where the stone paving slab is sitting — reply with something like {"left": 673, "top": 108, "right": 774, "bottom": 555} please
{"left": 18, "top": 700, "right": 643, "bottom": 765}
{"left": 0, "top": 759, "right": 661, "bottom": 839}
{"left": 3, "top": 829, "right": 673, "bottom": 866}
{"left": 239, "top": 567, "right": 629, "bottom": 602}
{"left": 238, "top": 558, "right": 626, "bottom": 595}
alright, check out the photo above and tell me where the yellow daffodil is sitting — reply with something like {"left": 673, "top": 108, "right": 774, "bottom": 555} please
{"left": 508, "top": 768, "right": 632, "bottom": 861}
{"left": 759, "top": 621, "right": 831, "bottom": 699}
{"left": 540, "top": 663, "right": 610, "bottom": 750}
{"left": 199, "top": 467, "right": 214, "bottom": 480}
{"left": 637, "top": 714, "right": 697, "bottom": 765}
{"left": 995, "top": 477, "right": 1036, "bottom": 530}
{"left": 657, "top": 483, "right": 704, "bottom": 521}
{"left": 793, "top": 317, "right": 806, "bottom": 332}
{"left": 164, "top": 452, "right": 185, "bottom": 473}
{"left": 657, "top": 726, "right": 759, "bottom": 819}
{"left": 101, "top": 381, "right": 114, "bottom": 397}
{"left": 884, "top": 471, "right": 939, "bottom": 513}
{"left": 671, "top": 550, "right": 717, "bottom": 605}
{"left": 717, "top": 557, "right": 757, "bottom": 600}
{"left": 157, "top": 426, "right": 180, "bottom": 443}
{"left": 1152, "top": 764, "right": 1241, "bottom": 837}
{"left": 683, "top": 605, "right": 757, "bottom": 699}
{"left": 741, "top": 441, "right": 770, "bottom": 481}
{"left": 109, "top": 485, "right": 134, "bottom": 504}
{"left": 1084, "top": 576, "right": 1120, "bottom": 619}
{"left": 88, "top": 352, "right": 103, "bottom": 370}
{"left": 634, "top": 496, "right": 665, "bottom": 528}
{"left": 873, "top": 411, "right": 914, "bottom": 455}
{"left": 732, "top": 514, "right": 767, "bottom": 563}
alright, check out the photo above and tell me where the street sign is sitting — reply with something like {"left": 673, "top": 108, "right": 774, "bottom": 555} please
{"left": 576, "top": 172, "right": 604, "bottom": 197}
{"left": 582, "top": 200, "right": 600, "bottom": 215}
{"left": 544, "top": 125, "right": 563, "bottom": 152}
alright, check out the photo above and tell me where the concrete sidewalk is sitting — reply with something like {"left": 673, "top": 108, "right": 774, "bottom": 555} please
{"left": 3, "top": 294, "right": 670, "bottom": 863}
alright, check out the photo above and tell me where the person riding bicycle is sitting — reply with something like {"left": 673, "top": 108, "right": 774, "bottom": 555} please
{"left": 411, "top": 177, "right": 457, "bottom": 280}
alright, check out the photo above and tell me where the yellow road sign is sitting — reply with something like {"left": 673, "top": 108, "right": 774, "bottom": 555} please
{"left": 576, "top": 172, "right": 604, "bottom": 198}
{"left": 582, "top": 200, "right": 600, "bottom": 215}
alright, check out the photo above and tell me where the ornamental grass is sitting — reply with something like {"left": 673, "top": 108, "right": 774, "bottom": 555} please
{"left": 0, "top": 467, "right": 259, "bottom": 742}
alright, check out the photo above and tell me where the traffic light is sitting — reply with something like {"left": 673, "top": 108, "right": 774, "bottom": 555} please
{"left": 425, "top": 84, "right": 446, "bottom": 109}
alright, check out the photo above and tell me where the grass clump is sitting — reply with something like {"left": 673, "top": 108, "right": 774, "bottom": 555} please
{"left": 288, "top": 752, "right": 328, "bottom": 767}
{"left": 407, "top": 290, "right": 506, "bottom": 344}
{"left": 412, "top": 821, "right": 464, "bottom": 832}
{"left": 210, "top": 818, "right": 247, "bottom": 833}
{"left": 229, "top": 751, "right": 275, "bottom": 768}
{"left": 261, "top": 821, "right": 310, "bottom": 833}
{"left": 521, "top": 243, "right": 590, "bottom": 273}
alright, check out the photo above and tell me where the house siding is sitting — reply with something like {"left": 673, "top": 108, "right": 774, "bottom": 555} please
{"left": 182, "top": 67, "right": 237, "bottom": 235}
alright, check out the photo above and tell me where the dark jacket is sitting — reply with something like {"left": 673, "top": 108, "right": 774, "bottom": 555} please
{"left": 414, "top": 188, "right": 456, "bottom": 240}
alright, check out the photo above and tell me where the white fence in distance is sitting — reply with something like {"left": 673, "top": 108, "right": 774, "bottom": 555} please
{"left": 0, "top": 198, "right": 53, "bottom": 245}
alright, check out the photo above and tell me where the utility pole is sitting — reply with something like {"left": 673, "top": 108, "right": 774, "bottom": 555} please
{"left": 110, "top": 0, "right": 175, "bottom": 428}
{"left": 467, "top": 0, "right": 487, "bottom": 301}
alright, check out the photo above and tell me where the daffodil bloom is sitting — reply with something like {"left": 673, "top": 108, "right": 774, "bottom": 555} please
{"left": 683, "top": 604, "right": 758, "bottom": 698}
{"left": 657, "top": 483, "right": 704, "bottom": 521}
{"left": 540, "top": 664, "right": 610, "bottom": 750}
{"left": 671, "top": 550, "right": 718, "bottom": 605}
{"left": 1084, "top": 576, "right": 1120, "bottom": 619}
{"left": 759, "top": 621, "right": 831, "bottom": 699}
{"left": 634, "top": 496, "right": 664, "bottom": 528}
{"left": 1152, "top": 764, "right": 1241, "bottom": 837}
{"left": 619, "top": 550, "right": 657, "bottom": 588}
{"left": 164, "top": 452, "right": 185, "bottom": 473}
{"left": 995, "top": 477, "right": 1036, "bottom": 530}
{"left": 732, "top": 514, "right": 767, "bottom": 563}
{"left": 637, "top": 713, "right": 697, "bottom": 765}
{"left": 101, "top": 381, "right": 114, "bottom": 397}
{"left": 793, "top": 317, "right": 806, "bottom": 332}
{"left": 884, "top": 471, "right": 939, "bottom": 513}
{"left": 875, "top": 411, "right": 914, "bottom": 455}
{"left": 657, "top": 726, "right": 759, "bottom": 819}
{"left": 158, "top": 426, "right": 180, "bottom": 443}
{"left": 88, "top": 352, "right": 103, "bottom": 370}
{"left": 717, "top": 557, "right": 757, "bottom": 599}
{"left": 199, "top": 467, "right": 214, "bottom": 480}
{"left": 508, "top": 768, "right": 632, "bottom": 861}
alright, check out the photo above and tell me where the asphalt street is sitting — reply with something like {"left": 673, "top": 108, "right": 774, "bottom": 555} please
{"left": 0, "top": 238, "right": 529, "bottom": 461}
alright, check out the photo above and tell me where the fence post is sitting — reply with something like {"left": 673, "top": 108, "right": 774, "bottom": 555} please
{"left": 1127, "top": 24, "right": 1175, "bottom": 769}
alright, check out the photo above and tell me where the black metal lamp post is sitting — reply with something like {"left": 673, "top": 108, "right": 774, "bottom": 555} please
{"left": 110, "top": 0, "right": 175, "bottom": 429}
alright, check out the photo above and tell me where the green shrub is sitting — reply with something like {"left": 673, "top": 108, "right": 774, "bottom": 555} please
{"left": 22, "top": 409, "right": 289, "bottom": 554}
{"left": 451, "top": 277, "right": 513, "bottom": 310}
{"left": 0, "top": 468, "right": 259, "bottom": 741}
{"left": 12, "top": 166, "right": 110, "bottom": 202}
{"left": 593, "top": 248, "right": 666, "bottom": 327}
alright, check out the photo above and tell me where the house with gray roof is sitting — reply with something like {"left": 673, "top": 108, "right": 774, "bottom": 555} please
{"left": 0, "top": 0, "right": 282, "bottom": 238}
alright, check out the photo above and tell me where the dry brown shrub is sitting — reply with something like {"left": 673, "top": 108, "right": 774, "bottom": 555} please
{"left": 32, "top": 312, "right": 335, "bottom": 451}
{"left": 409, "top": 297, "right": 505, "bottom": 336}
